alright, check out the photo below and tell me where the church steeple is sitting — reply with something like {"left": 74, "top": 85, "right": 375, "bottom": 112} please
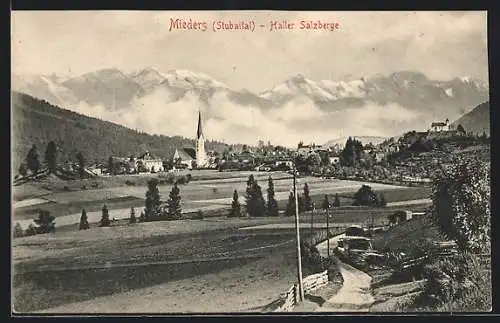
{"left": 197, "top": 110, "right": 203, "bottom": 139}
{"left": 195, "top": 110, "right": 207, "bottom": 168}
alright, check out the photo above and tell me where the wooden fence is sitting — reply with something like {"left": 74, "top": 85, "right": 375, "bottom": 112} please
{"left": 275, "top": 284, "right": 297, "bottom": 312}
{"left": 274, "top": 270, "right": 329, "bottom": 312}
{"left": 303, "top": 270, "right": 329, "bottom": 294}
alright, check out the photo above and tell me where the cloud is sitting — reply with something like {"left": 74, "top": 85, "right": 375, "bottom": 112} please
{"left": 63, "top": 89, "right": 423, "bottom": 148}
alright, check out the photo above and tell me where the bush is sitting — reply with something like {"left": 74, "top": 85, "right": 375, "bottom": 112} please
{"left": 193, "top": 210, "right": 204, "bottom": 220}
{"left": 353, "top": 185, "right": 379, "bottom": 206}
{"left": 176, "top": 176, "right": 187, "bottom": 185}
{"left": 63, "top": 186, "right": 70, "bottom": 191}
{"left": 420, "top": 253, "right": 491, "bottom": 311}
{"left": 186, "top": 174, "right": 192, "bottom": 182}
{"left": 430, "top": 158, "right": 490, "bottom": 253}
{"left": 13, "top": 223, "right": 24, "bottom": 238}
{"left": 25, "top": 224, "right": 37, "bottom": 236}
{"left": 34, "top": 210, "right": 56, "bottom": 234}
{"left": 125, "top": 180, "right": 135, "bottom": 186}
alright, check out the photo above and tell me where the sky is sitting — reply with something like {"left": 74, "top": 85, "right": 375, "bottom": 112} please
{"left": 11, "top": 10, "right": 488, "bottom": 93}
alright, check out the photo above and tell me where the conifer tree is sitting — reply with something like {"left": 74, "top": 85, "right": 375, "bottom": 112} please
{"left": 76, "top": 151, "right": 85, "bottom": 179}
{"left": 34, "top": 210, "right": 56, "bottom": 233}
{"left": 245, "top": 175, "right": 266, "bottom": 217}
{"left": 129, "top": 207, "right": 136, "bottom": 224}
{"left": 99, "top": 204, "right": 111, "bottom": 227}
{"left": 26, "top": 144, "right": 41, "bottom": 174}
{"left": 13, "top": 223, "right": 24, "bottom": 238}
{"left": 230, "top": 189, "right": 241, "bottom": 217}
{"left": 303, "top": 183, "right": 312, "bottom": 211}
{"left": 167, "top": 183, "right": 182, "bottom": 219}
{"left": 18, "top": 163, "right": 28, "bottom": 177}
{"left": 45, "top": 141, "right": 58, "bottom": 174}
{"left": 145, "top": 178, "right": 161, "bottom": 218}
{"left": 79, "top": 208, "right": 90, "bottom": 230}
{"left": 266, "top": 176, "right": 279, "bottom": 216}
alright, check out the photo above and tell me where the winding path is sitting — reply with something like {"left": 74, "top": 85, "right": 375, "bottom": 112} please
{"left": 315, "top": 234, "right": 375, "bottom": 312}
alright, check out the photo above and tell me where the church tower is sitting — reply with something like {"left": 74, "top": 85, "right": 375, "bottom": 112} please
{"left": 196, "top": 111, "right": 208, "bottom": 168}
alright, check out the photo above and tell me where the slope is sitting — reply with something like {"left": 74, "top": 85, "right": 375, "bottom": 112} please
{"left": 11, "top": 92, "right": 229, "bottom": 169}
{"left": 452, "top": 101, "right": 490, "bottom": 136}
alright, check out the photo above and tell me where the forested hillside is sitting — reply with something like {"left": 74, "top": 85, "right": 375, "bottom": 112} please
{"left": 11, "top": 92, "right": 230, "bottom": 169}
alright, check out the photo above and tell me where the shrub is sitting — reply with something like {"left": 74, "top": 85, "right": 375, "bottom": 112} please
{"left": 193, "top": 210, "right": 204, "bottom": 220}
{"left": 25, "top": 224, "right": 37, "bottom": 236}
{"left": 63, "top": 186, "right": 70, "bottom": 191}
{"left": 176, "top": 176, "right": 187, "bottom": 185}
{"left": 99, "top": 204, "right": 111, "bottom": 227}
{"left": 229, "top": 190, "right": 241, "bottom": 217}
{"left": 186, "top": 174, "right": 192, "bottom": 182}
{"left": 13, "top": 223, "right": 24, "bottom": 238}
{"left": 34, "top": 210, "right": 56, "bottom": 234}
{"left": 353, "top": 185, "right": 379, "bottom": 206}
{"left": 91, "top": 181, "right": 100, "bottom": 189}
{"left": 430, "top": 158, "right": 490, "bottom": 253}
{"left": 420, "top": 253, "right": 491, "bottom": 311}
{"left": 129, "top": 207, "right": 137, "bottom": 224}
{"left": 125, "top": 180, "right": 135, "bottom": 186}
{"left": 79, "top": 208, "right": 90, "bottom": 230}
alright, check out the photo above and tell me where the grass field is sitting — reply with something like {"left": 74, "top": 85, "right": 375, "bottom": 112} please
{"left": 13, "top": 216, "right": 344, "bottom": 313}
{"left": 12, "top": 170, "right": 432, "bottom": 313}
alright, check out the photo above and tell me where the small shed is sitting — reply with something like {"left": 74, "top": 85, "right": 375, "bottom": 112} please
{"left": 388, "top": 210, "right": 413, "bottom": 225}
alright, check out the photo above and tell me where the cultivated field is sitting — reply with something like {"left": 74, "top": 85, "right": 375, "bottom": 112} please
{"left": 12, "top": 170, "right": 432, "bottom": 313}
{"left": 13, "top": 170, "right": 431, "bottom": 230}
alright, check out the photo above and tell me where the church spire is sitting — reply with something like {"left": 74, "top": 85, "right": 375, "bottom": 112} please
{"left": 197, "top": 110, "right": 203, "bottom": 139}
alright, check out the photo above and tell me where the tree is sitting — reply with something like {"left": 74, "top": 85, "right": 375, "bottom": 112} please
{"left": 129, "top": 207, "right": 136, "bottom": 224}
{"left": 13, "top": 223, "right": 24, "bottom": 238}
{"left": 230, "top": 190, "right": 241, "bottom": 217}
{"left": 99, "top": 204, "right": 111, "bottom": 227}
{"left": 266, "top": 176, "right": 279, "bottom": 216}
{"left": 321, "top": 195, "right": 330, "bottom": 210}
{"left": 139, "top": 210, "right": 146, "bottom": 222}
{"left": 45, "top": 141, "right": 58, "bottom": 173}
{"left": 18, "top": 163, "right": 28, "bottom": 177}
{"left": 245, "top": 175, "right": 266, "bottom": 217}
{"left": 76, "top": 151, "right": 85, "bottom": 179}
{"left": 79, "top": 208, "right": 90, "bottom": 230}
{"left": 167, "top": 183, "right": 182, "bottom": 219}
{"left": 303, "top": 183, "right": 312, "bottom": 211}
{"left": 353, "top": 185, "right": 379, "bottom": 206}
{"left": 456, "top": 124, "right": 466, "bottom": 134}
{"left": 108, "top": 156, "right": 115, "bottom": 174}
{"left": 34, "top": 210, "right": 56, "bottom": 234}
{"left": 25, "top": 223, "right": 37, "bottom": 236}
{"left": 431, "top": 158, "right": 490, "bottom": 253}
{"left": 145, "top": 178, "right": 161, "bottom": 218}
{"left": 379, "top": 193, "right": 387, "bottom": 207}
{"left": 333, "top": 193, "right": 341, "bottom": 207}
{"left": 285, "top": 191, "right": 295, "bottom": 216}
{"left": 26, "top": 144, "right": 41, "bottom": 174}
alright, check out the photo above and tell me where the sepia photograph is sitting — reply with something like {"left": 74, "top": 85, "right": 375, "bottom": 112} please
{"left": 11, "top": 10, "right": 490, "bottom": 314}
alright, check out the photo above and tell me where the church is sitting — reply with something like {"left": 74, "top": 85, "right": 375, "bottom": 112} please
{"left": 173, "top": 111, "right": 208, "bottom": 169}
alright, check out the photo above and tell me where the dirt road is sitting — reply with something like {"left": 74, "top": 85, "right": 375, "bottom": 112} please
{"left": 315, "top": 234, "right": 374, "bottom": 312}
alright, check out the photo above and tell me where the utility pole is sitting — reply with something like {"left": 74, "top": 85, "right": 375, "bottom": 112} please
{"left": 326, "top": 203, "right": 330, "bottom": 258}
{"left": 310, "top": 202, "right": 315, "bottom": 244}
{"left": 293, "top": 162, "right": 304, "bottom": 302}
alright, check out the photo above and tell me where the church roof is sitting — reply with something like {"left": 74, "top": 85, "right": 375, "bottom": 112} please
{"left": 176, "top": 147, "right": 196, "bottom": 160}
{"left": 431, "top": 122, "right": 447, "bottom": 127}
{"left": 197, "top": 111, "right": 203, "bottom": 139}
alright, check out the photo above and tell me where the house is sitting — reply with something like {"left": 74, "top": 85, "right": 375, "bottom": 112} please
{"left": 173, "top": 147, "right": 197, "bottom": 169}
{"left": 388, "top": 210, "right": 413, "bottom": 225}
{"left": 137, "top": 151, "right": 164, "bottom": 172}
{"left": 429, "top": 119, "right": 451, "bottom": 132}
{"left": 329, "top": 155, "right": 340, "bottom": 165}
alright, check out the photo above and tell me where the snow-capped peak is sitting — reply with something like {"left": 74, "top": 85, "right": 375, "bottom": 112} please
{"left": 163, "top": 69, "right": 229, "bottom": 89}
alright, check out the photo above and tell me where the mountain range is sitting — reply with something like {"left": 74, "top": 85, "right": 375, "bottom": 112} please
{"left": 12, "top": 68, "right": 489, "bottom": 146}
